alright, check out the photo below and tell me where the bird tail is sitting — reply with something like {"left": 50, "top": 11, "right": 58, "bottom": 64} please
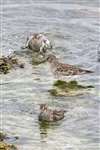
{"left": 85, "top": 70, "right": 94, "bottom": 73}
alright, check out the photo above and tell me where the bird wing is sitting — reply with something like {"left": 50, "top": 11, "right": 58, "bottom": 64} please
{"left": 53, "top": 110, "right": 64, "bottom": 116}
{"left": 56, "top": 63, "right": 93, "bottom": 75}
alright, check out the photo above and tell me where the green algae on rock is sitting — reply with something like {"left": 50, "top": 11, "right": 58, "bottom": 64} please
{"left": 0, "top": 142, "right": 18, "bottom": 150}
{"left": 49, "top": 80, "right": 94, "bottom": 96}
{"left": 54, "top": 80, "right": 94, "bottom": 89}
{"left": 0, "top": 54, "right": 24, "bottom": 74}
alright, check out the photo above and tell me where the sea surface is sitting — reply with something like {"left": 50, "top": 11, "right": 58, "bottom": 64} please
{"left": 0, "top": 0, "right": 100, "bottom": 150}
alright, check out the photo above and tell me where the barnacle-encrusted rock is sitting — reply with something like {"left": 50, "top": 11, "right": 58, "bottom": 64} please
{"left": 0, "top": 142, "right": 18, "bottom": 150}
{"left": 49, "top": 80, "right": 94, "bottom": 96}
{"left": 0, "top": 54, "right": 24, "bottom": 74}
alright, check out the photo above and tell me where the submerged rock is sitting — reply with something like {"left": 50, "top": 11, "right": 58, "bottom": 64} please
{"left": 0, "top": 131, "right": 19, "bottom": 142}
{"left": 32, "top": 53, "right": 47, "bottom": 65}
{"left": 49, "top": 80, "right": 94, "bottom": 96}
{"left": 0, "top": 132, "right": 7, "bottom": 141}
{"left": 0, "top": 142, "right": 18, "bottom": 150}
{"left": 0, "top": 53, "right": 24, "bottom": 74}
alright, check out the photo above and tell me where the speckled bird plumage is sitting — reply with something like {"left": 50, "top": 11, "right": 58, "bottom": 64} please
{"left": 47, "top": 54, "right": 93, "bottom": 77}
{"left": 39, "top": 104, "right": 65, "bottom": 122}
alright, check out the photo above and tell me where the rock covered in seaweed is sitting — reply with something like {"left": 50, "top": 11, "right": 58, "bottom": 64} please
{"left": 49, "top": 80, "right": 94, "bottom": 96}
{"left": 0, "top": 53, "right": 24, "bottom": 74}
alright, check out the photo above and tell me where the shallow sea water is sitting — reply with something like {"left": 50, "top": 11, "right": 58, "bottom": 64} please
{"left": 0, "top": 0, "right": 100, "bottom": 150}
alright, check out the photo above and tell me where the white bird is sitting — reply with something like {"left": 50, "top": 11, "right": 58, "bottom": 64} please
{"left": 22, "top": 33, "right": 52, "bottom": 54}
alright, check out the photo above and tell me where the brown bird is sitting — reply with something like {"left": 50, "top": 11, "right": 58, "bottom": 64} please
{"left": 39, "top": 104, "right": 65, "bottom": 122}
{"left": 47, "top": 54, "right": 93, "bottom": 77}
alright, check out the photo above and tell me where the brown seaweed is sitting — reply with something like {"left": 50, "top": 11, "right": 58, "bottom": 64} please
{"left": 0, "top": 54, "right": 24, "bottom": 74}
